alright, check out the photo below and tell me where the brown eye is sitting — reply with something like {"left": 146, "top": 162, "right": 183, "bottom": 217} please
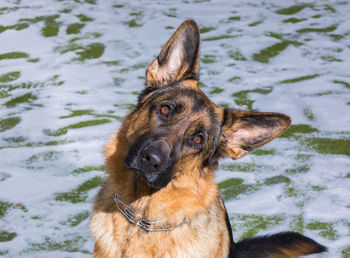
{"left": 193, "top": 135, "right": 203, "bottom": 145}
{"left": 157, "top": 103, "right": 175, "bottom": 120}
{"left": 193, "top": 135, "right": 202, "bottom": 144}
{"left": 160, "top": 105, "right": 170, "bottom": 116}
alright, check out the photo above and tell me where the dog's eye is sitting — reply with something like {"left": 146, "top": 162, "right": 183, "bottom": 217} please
{"left": 191, "top": 134, "right": 204, "bottom": 148}
{"left": 193, "top": 135, "right": 202, "bottom": 144}
{"left": 160, "top": 105, "right": 170, "bottom": 116}
{"left": 157, "top": 104, "right": 174, "bottom": 119}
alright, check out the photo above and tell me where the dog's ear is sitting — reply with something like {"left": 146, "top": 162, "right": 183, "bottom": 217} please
{"left": 219, "top": 109, "right": 291, "bottom": 160}
{"left": 145, "top": 19, "right": 200, "bottom": 89}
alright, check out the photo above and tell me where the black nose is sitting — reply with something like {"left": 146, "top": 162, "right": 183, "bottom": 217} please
{"left": 140, "top": 140, "right": 170, "bottom": 173}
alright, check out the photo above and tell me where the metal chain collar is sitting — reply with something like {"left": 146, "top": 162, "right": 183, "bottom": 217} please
{"left": 113, "top": 194, "right": 189, "bottom": 232}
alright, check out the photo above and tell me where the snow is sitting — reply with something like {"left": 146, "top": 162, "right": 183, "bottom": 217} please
{"left": 0, "top": 0, "right": 349, "bottom": 256}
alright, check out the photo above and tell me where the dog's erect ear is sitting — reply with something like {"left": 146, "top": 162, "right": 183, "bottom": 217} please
{"left": 145, "top": 19, "right": 200, "bottom": 88}
{"left": 220, "top": 109, "right": 291, "bottom": 160}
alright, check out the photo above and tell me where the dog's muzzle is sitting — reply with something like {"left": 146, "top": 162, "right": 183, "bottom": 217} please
{"left": 140, "top": 140, "right": 170, "bottom": 174}
{"left": 125, "top": 139, "right": 172, "bottom": 188}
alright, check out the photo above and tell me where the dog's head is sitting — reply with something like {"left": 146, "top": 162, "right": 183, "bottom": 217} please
{"left": 123, "top": 20, "right": 291, "bottom": 189}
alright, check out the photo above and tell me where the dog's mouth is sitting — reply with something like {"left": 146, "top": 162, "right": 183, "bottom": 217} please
{"left": 124, "top": 139, "right": 173, "bottom": 189}
{"left": 128, "top": 167, "right": 169, "bottom": 189}
{"left": 124, "top": 160, "right": 173, "bottom": 189}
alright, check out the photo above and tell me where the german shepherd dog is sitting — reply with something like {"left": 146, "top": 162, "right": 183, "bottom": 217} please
{"left": 90, "top": 20, "right": 326, "bottom": 257}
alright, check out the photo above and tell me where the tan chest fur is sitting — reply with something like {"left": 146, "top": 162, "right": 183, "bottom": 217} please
{"left": 90, "top": 196, "right": 229, "bottom": 258}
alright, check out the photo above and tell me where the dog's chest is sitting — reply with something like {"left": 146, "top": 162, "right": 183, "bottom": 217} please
{"left": 91, "top": 209, "right": 229, "bottom": 258}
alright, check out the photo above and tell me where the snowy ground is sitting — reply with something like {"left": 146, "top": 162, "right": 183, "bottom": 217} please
{"left": 0, "top": 0, "right": 349, "bottom": 257}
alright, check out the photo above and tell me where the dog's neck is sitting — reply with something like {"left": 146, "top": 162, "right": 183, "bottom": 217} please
{"left": 112, "top": 193, "right": 190, "bottom": 232}
{"left": 103, "top": 131, "right": 220, "bottom": 226}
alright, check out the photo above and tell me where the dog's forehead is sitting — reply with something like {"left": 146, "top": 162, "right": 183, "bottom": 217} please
{"left": 150, "top": 84, "right": 217, "bottom": 113}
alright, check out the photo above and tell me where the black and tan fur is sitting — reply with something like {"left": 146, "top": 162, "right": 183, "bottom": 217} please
{"left": 90, "top": 20, "right": 326, "bottom": 258}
